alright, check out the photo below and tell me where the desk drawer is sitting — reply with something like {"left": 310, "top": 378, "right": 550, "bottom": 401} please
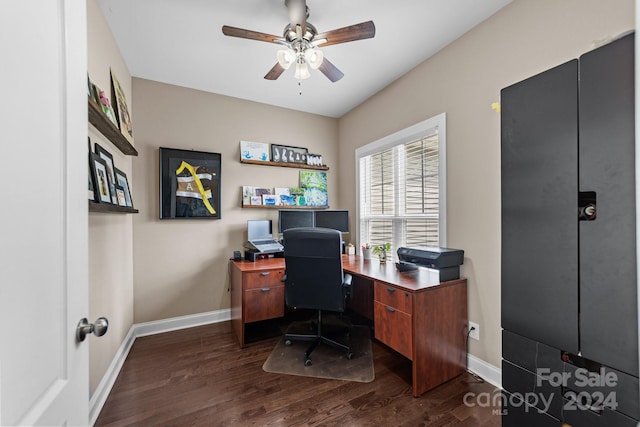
{"left": 374, "top": 301, "right": 412, "bottom": 359}
{"left": 244, "top": 269, "right": 285, "bottom": 290}
{"left": 244, "top": 286, "right": 284, "bottom": 323}
{"left": 374, "top": 281, "right": 412, "bottom": 314}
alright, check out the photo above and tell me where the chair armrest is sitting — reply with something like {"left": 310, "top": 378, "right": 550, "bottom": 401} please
{"left": 343, "top": 273, "right": 352, "bottom": 286}
{"left": 342, "top": 273, "right": 353, "bottom": 297}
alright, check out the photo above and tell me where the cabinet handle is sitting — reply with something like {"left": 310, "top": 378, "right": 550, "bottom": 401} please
{"left": 261, "top": 288, "right": 270, "bottom": 292}
{"left": 260, "top": 272, "right": 270, "bottom": 276}
{"left": 385, "top": 306, "right": 396, "bottom": 313}
{"left": 386, "top": 287, "right": 395, "bottom": 293}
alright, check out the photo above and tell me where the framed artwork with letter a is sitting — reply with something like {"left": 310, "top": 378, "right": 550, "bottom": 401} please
{"left": 159, "top": 147, "right": 222, "bottom": 219}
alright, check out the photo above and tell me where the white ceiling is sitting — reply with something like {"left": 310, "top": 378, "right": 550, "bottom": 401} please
{"left": 98, "top": 0, "right": 511, "bottom": 118}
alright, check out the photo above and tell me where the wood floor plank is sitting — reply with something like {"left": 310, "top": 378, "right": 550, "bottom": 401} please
{"left": 95, "top": 321, "right": 501, "bottom": 426}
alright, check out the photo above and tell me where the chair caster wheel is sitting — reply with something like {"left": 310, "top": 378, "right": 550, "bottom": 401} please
{"left": 285, "top": 340, "right": 292, "bottom": 346}
{"left": 304, "top": 358, "right": 312, "bottom": 366}
{"left": 346, "top": 352, "right": 354, "bottom": 360}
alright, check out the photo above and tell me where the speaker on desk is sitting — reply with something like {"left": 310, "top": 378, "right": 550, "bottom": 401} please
{"left": 233, "top": 251, "right": 242, "bottom": 261}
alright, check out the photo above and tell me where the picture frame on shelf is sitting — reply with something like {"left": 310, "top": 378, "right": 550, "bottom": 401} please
{"left": 89, "top": 152, "right": 112, "bottom": 204}
{"left": 88, "top": 137, "right": 95, "bottom": 201}
{"left": 110, "top": 68, "right": 135, "bottom": 146}
{"left": 307, "top": 153, "right": 323, "bottom": 167}
{"left": 94, "top": 143, "right": 118, "bottom": 204}
{"left": 88, "top": 165, "right": 95, "bottom": 201}
{"left": 91, "top": 83, "right": 102, "bottom": 106}
{"left": 114, "top": 167, "right": 134, "bottom": 208}
{"left": 159, "top": 147, "right": 221, "bottom": 219}
{"left": 240, "top": 140, "right": 270, "bottom": 162}
{"left": 271, "top": 144, "right": 308, "bottom": 164}
{"left": 115, "top": 186, "right": 127, "bottom": 207}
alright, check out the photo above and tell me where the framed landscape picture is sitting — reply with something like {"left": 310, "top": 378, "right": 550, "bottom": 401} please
{"left": 159, "top": 147, "right": 221, "bottom": 219}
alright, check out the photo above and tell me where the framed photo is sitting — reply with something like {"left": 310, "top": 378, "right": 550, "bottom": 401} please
{"left": 89, "top": 152, "right": 112, "bottom": 204}
{"left": 114, "top": 167, "right": 134, "bottom": 208}
{"left": 94, "top": 143, "right": 118, "bottom": 204}
{"left": 159, "top": 147, "right": 221, "bottom": 219}
{"left": 115, "top": 186, "right": 127, "bottom": 207}
{"left": 110, "top": 68, "right": 135, "bottom": 145}
{"left": 88, "top": 137, "right": 95, "bottom": 201}
{"left": 271, "top": 144, "right": 308, "bottom": 164}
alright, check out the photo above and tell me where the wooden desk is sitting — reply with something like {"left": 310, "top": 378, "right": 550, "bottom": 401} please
{"left": 229, "top": 255, "right": 468, "bottom": 397}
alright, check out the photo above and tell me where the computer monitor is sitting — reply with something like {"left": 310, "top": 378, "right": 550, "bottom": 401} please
{"left": 247, "top": 219, "right": 272, "bottom": 240}
{"left": 314, "top": 210, "right": 350, "bottom": 233}
{"left": 278, "top": 210, "right": 314, "bottom": 233}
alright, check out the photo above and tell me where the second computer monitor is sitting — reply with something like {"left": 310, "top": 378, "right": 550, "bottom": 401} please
{"left": 278, "top": 210, "right": 314, "bottom": 233}
{"left": 314, "top": 210, "right": 349, "bottom": 233}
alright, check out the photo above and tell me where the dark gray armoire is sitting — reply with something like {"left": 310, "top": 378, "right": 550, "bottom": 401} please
{"left": 501, "top": 32, "right": 639, "bottom": 426}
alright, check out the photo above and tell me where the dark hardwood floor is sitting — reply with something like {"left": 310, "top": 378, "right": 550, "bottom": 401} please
{"left": 95, "top": 321, "right": 502, "bottom": 426}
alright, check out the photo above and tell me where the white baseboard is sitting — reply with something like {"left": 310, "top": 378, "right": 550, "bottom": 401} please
{"left": 467, "top": 353, "right": 502, "bottom": 389}
{"left": 134, "top": 308, "right": 231, "bottom": 337}
{"left": 88, "top": 325, "right": 136, "bottom": 426}
{"left": 89, "top": 309, "right": 501, "bottom": 426}
{"left": 88, "top": 308, "right": 231, "bottom": 426}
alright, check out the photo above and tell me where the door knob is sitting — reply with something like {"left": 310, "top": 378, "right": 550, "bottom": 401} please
{"left": 76, "top": 317, "right": 109, "bottom": 342}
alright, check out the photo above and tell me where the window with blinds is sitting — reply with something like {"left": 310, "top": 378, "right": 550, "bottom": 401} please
{"left": 356, "top": 114, "right": 446, "bottom": 256}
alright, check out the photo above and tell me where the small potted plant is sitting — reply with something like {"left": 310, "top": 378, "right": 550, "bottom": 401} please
{"left": 372, "top": 242, "right": 391, "bottom": 264}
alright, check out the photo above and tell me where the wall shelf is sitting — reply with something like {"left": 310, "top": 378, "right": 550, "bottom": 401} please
{"left": 88, "top": 97, "right": 138, "bottom": 156}
{"left": 241, "top": 205, "right": 329, "bottom": 210}
{"left": 240, "top": 158, "right": 329, "bottom": 171}
{"left": 89, "top": 201, "right": 139, "bottom": 214}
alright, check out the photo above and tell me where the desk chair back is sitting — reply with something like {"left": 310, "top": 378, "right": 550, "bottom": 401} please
{"left": 283, "top": 227, "right": 348, "bottom": 312}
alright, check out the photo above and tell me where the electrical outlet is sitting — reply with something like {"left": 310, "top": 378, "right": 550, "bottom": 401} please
{"left": 469, "top": 321, "right": 480, "bottom": 341}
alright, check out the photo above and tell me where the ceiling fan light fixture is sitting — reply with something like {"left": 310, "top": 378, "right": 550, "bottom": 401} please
{"left": 304, "top": 48, "right": 324, "bottom": 69}
{"left": 277, "top": 49, "right": 296, "bottom": 69}
{"left": 294, "top": 60, "right": 311, "bottom": 80}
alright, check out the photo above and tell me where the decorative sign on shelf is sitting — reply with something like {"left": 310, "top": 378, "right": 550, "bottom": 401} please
{"left": 240, "top": 140, "right": 270, "bottom": 162}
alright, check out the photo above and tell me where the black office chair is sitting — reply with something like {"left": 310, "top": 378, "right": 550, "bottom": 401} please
{"left": 282, "top": 227, "right": 353, "bottom": 366}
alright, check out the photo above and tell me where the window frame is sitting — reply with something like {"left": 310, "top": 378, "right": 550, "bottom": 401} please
{"left": 355, "top": 113, "right": 447, "bottom": 252}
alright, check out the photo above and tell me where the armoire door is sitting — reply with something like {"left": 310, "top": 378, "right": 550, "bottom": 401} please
{"left": 579, "top": 32, "right": 638, "bottom": 376}
{"left": 501, "top": 59, "right": 579, "bottom": 353}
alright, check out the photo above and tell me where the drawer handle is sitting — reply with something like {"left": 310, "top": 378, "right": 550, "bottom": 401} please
{"left": 261, "top": 288, "right": 270, "bottom": 292}
{"left": 260, "top": 272, "right": 270, "bottom": 276}
{"left": 385, "top": 306, "right": 396, "bottom": 313}
{"left": 386, "top": 287, "right": 395, "bottom": 293}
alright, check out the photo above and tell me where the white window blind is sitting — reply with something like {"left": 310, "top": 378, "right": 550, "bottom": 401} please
{"left": 356, "top": 114, "right": 446, "bottom": 256}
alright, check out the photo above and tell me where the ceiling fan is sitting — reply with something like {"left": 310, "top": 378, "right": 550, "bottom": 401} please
{"left": 222, "top": 0, "right": 375, "bottom": 82}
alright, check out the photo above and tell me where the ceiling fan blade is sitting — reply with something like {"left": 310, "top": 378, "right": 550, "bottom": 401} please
{"left": 264, "top": 63, "right": 286, "bottom": 80}
{"left": 315, "top": 21, "right": 376, "bottom": 47}
{"left": 222, "top": 25, "right": 283, "bottom": 44}
{"left": 318, "top": 58, "right": 344, "bottom": 82}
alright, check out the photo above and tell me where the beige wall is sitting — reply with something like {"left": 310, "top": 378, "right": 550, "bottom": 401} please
{"left": 90, "top": 0, "right": 635, "bottom": 389}
{"left": 87, "top": 0, "right": 135, "bottom": 394}
{"left": 338, "top": 0, "right": 635, "bottom": 368}
{"left": 130, "top": 79, "right": 338, "bottom": 323}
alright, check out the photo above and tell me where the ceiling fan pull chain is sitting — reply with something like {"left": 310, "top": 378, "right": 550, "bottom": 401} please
{"left": 298, "top": 81, "right": 302, "bottom": 96}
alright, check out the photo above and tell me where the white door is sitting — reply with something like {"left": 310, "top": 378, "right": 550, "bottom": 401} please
{"left": 0, "top": 1, "right": 89, "bottom": 425}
